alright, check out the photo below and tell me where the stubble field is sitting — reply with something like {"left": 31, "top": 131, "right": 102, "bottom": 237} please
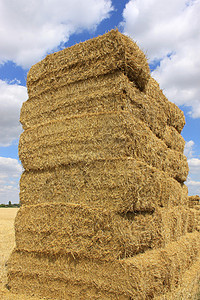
{"left": 0, "top": 208, "right": 43, "bottom": 300}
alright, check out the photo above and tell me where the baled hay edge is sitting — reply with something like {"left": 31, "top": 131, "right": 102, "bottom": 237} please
{"left": 14, "top": 203, "right": 197, "bottom": 260}
{"left": 154, "top": 256, "right": 200, "bottom": 300}
{"left": 189, "top": 195, "right": 200, "bottom": 207}
{"left": 21, "top": 72, "right": 185, "bottom": 153}
{"left": 19, "top": 111, "right": 188, "bottom": 182}
{"left": 27, "top": 29, "right": 150, "bottom": 94}
{"left": 145, "top": 77, "right": 185, "bottom": 133}
{"left": 8, "top": 231, "right": 200, "bottom": 299}
{"left": 20, "top": 158, "right": 188, "bottom": 211}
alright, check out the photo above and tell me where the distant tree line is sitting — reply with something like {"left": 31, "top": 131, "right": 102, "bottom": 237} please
{"left": 0, "top": 201, "right": 20, "bottom": 208}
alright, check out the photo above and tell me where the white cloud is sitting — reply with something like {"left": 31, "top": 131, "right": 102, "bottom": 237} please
{"left": 187, "top": 180, "right": 200, "bottom": 187}
{"left": 183, "top": 141, "right": 200, "bottom": 195}
{"left": 122, "top": 0, "right": 200, "bottom": 118}
{"left": 0, "top": 157, "right": 22, "bottom": 204}
{"left": 184, "top": 140, "right": 195, "bottom": 159}
{"left": 188, "top": 158, "right": 200, "bottom": 174}
{"left": 186, "top": 179, "right": 200, "bottom": 196}
{"left": 0, "top": 80, "right": 28, "bottom": 147}
{"left": 0, "top": 157, "right": 22, "bottom": 176}
{"left": 0, "top": 0, "right": 113, "bottom": 68}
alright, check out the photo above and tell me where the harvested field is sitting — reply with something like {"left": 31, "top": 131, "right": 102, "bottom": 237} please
{"left": 0, "top": 208, "right": 44, "bottom": 300}
{"left": 0, "top": 209, "right": 18, "bottom": 290}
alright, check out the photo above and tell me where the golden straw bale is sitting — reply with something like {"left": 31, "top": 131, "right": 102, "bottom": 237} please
{"left": 14, "top": 203, "right": 196, "bottom": 260}
{"left": 145, "top": 77, "right": 185, "bottom": 133}
{"left": 27, "top": 29, "right": 150, "bottom": 97}
{"left": 8, "top": 232, "right": 200, "bottom": 299}
{"left": 20, "top": 158, "right": 188, "bottom": 211}
{"left": 128, "top": 87, "right": 185, "bottom": 152}
{"left": 7, "top": 269, "right": 127, "bottom": 300}
{"left": 21, "top": 71, "right": 184, "bottom": 153}
{"left": 189, "top": 195, "right": 200, "bottom": 202}
{"left": 155, "top": 257, "right": 200, "bottom": 300}
{"left": 20, "top": 71, "right": 127, "bottom": 128}
{"left": 162, "top": 126, "right": 185, "bottom": 153}
{"left": 15, "top": 203, "right": 142, "bottom": 260}
{"left": 189, "top": 195, "right": 200, "bottom": 208}
{"left": 190, "top": 209, "right": 200, "bottom": 233}
{"left": 8, "top": 28, "right": 194, "bottom": 300}
{"left": 168, "top": 101, "right": 186, "bottom": 133}
{"left": 19, "top": 111, "right": 188, "bottom": 181}
{"left": 189, "top": 196, "right": 200, "bottom": 231}
{"left": 21, "top": 71, "right": 166, "bottom": 136}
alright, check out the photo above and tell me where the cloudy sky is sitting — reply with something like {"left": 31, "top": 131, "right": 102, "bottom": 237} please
{"left": 0, "top": 0, "right": 200, "bottom": 204}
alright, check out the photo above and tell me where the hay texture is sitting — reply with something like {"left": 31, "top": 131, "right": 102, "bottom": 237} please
{"left": 20, "top": 72, "right": 185, "bottom": 154}
{"left": 26, "top": 30, "right": 150, "bottom": 95}
{"left": 189, "top": 195, "right": 200, "bottom": 232}
{"left": 8, "top": 232, "right": 200, "bottom": 299}
{"left": 14, "top": 203, "right": 197, "bottom": 260}
{"left": 19, "top": 111, "right": 188, "bottom": 181}
{"left": 8, "top": 29, "right": 200, "bottom": 299}
{"left": 20, "top": 159, "right": 188, "bottom": 211}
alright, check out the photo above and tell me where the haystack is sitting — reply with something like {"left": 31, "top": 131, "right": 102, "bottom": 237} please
{"left": 8, "top": 29, "right": 200, "bottom": 299}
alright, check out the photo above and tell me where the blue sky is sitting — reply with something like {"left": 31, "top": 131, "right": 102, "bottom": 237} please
{"left": 0, "top": 0, "right": 200, "bottom": 204}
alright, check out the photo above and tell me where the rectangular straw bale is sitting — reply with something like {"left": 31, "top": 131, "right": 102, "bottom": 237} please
{"left": 189, "top": 195, "right": 200, "bottom": 208}
{"left": 126, "top": 81, "right": 185, "bottom": 151}
{"left": 190, "top": 208, "right": 200, "bottom": 232}
{"left": 14, "top": 203, "right": 196, "bottom": 260}
{"left": 22, "top": 71, "right": 167, "bottom": 139}
{"left": 21, "top": 71, "right": 184, "bottom": 153}
{"left": 8, "top": 231, "right": 200, "bottom": 299}
{"left": 154, "top": 257, "right": 200, "bottom": 300}
{"left": 19, "top": 111, "right": 188, "bottom": 181}
{"left": 20, "top": 158, "right": 188, "bottom": 211}
{"left": 145, "top": 77, "right": 185, "bottom": 133}
{"left": 7, "top": 270, "right": 127, "bottom": 300}
{"left": 20, "top": 71, "right": 128, "bottom": 128}
{"left": 27, "top": 29, "right": 150, "bottom": 97}
{"left": 127, "top": 205, "right": 197, "bottom": 250}
{"left": 162, "top": 125, "right": 185, "bottom": 153}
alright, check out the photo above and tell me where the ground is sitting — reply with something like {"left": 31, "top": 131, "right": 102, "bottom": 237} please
{"left": 0, "top": 208, "right": 43, "bottom": 300}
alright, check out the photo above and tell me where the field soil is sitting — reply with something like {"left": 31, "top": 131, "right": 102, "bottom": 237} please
{"left": 0, "top": 208, "right": 43, "bottom": 300}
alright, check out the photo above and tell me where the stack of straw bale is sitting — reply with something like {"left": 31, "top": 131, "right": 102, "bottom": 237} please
{"left": 189, "top": 195, "right": 200, "bottom": 232}
{"left": 8, "top": 29, "right": 200, "bottom": 299}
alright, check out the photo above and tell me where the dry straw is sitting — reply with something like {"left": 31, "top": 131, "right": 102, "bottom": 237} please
{"left": 20, "top": 158, "right": 188, "bottom": 211}
{"left": 14, "top": 203, "right": 197, "bottom": 260}
{"left": 21, "top": 71, "right": 185, "bottom": 153}
{"left": 8, "top": 232, "right": 200, "bottom": 299}
{"left": 189, "top": 195, "right": 200, "bottom": 207}
{"left": 189, "top": 195, "right": 200, "bottom": 232}
{"left": 7, "top": 29, "right": 200, "bottom": 299}
{"left": 19, "top": 111, "right": 188, "bottom": 181}
{"left": 145, "top": 77, "right": 185, "bottom": 133}
{"left": 155, "top": 257, "right": 200, "bottom": 300}
{"left": 26, "top": 30, "right": 150, "bottom": 96}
